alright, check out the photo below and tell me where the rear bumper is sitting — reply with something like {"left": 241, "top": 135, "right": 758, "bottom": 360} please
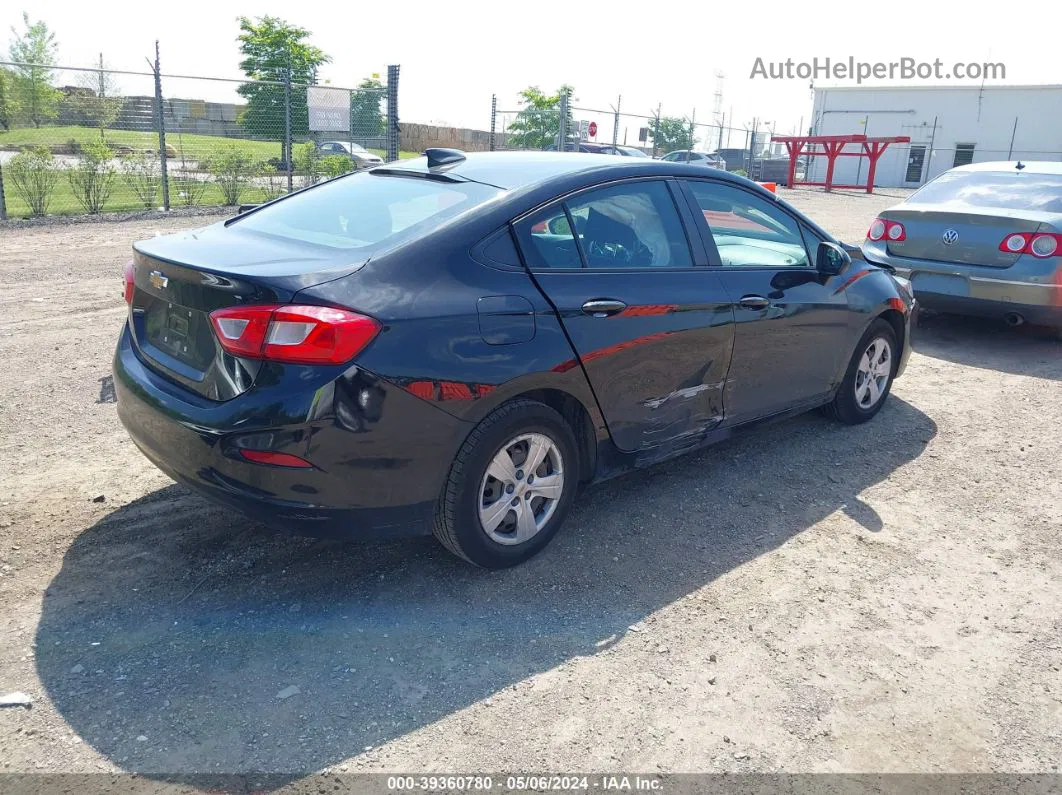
{"left": 114, "top": 324, "right": 470, "bottom": 540}
{"left": 862, "top": 244, "right": 1062, "bottom": 326}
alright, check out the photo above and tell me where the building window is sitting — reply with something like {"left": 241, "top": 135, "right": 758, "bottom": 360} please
{"left": 953, "top": 144, "right": 976, "bottom": 167}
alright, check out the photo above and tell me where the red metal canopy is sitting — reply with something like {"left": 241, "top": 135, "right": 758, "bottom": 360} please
{"left": 771, "top": 134, "right": 911, "bottom": 194}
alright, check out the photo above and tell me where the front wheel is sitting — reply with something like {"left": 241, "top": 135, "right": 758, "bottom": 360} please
{"left": 824, "top": 319, "right": 898, "bottom": 425}
{"left": 433, "top": 399, "right": 579, "bottom": 568}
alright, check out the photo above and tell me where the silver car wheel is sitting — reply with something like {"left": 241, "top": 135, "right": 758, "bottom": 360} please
{"left": 854, "top": 337, "right": 893, "bottom": 409}
{"left": 478, "top": 432, "right": 564, "bottom": 546}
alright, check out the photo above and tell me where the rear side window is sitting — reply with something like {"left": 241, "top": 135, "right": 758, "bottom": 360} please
{"left": 515, "top": 181, "right": 693, "bottom": 270}
{"left": 907, "top": 170, "right": 1062, "bottom": 212}
{"left": 234, "top": 172, "right": 501, "bottom": 250}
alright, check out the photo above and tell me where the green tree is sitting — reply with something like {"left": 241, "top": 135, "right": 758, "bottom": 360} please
{"left": 67, "top": 54, "right": 123, "bottom": 140}
{"left": 235, "top": 15, "right": 330, "bottom": 159}
{"left": 649, "top": 116, "right": 696, "bottom": 154}
{"left": 0, "top": 67, "right": 16, "bottom": 129}
{"left": 506, "top": 85, "right": 575, "bottom": 150}
{"left": 350, "top": 77, "right": 384, "bottom": 137}
{"left": 8, "top": 12, "right": 61, "bottom": 128}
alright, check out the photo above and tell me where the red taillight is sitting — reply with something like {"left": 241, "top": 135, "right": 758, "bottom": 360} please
{"left": 867, "top": 218, "right": 905, "bottom": 242}
{"left": 123, "top": 261, "right": 135, "bottom": 305}
{"left": 209, "top": 304, "right": 380, "bottom": 365}
{"left": 239, "top": 449, "right": 313, "bottom": 468}
{"left": 999, "top": 232, "right": 1062, "bottom": 258}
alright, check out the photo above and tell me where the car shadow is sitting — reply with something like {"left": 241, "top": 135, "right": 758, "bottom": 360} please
{"left": 914, "top": 311, "right": 1062, "bottom": 380}
{"left": 36, "top": 397, "right": 935, "bottom": 784}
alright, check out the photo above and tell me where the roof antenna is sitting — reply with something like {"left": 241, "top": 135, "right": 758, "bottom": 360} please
{"left": 1015, "top": 161, "right": 1025, "bottom": 170}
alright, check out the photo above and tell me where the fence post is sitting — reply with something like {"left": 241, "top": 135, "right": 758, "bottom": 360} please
{"left": 489, "top": 94, "right": 496, "bottom": 152}
{"left": 387, "top": 64, "right": 400, "bottom": 162}
{"left": 652, "top": 103, "right": 661, "bottom": 158}
{"left": 557, "top": 88, "right": 569, "bottom": 150}
{"left": 0, "top": 159, "right": 7, "bottom": 221}
{"left": 153, "top": 41, "right": 170, "bottom": 211}
{"left": 612, "top": 94, "right": 620, "bottom": 146}
{"left": 284, "top": 56, "right": 293, "bottom": 193}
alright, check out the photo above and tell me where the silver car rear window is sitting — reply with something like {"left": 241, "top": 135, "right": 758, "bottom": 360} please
{"left": 908, "top": 171, "right": 1062, "bottom": 212}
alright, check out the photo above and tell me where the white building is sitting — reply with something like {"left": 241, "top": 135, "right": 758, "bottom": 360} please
{"left": 807, "top": 84, "right": 1062, "bottom": 188}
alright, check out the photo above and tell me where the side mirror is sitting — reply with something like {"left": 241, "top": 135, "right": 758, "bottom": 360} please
{"left": 816, "top": 241, "right": 850, "bottom": 276}
{"left": 237, "top": 203, "right": 261, "bottom": 215}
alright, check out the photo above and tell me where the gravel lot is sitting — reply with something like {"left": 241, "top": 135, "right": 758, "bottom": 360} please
{"left": 1, "top": 188, "right": 1060, "bottom": 782}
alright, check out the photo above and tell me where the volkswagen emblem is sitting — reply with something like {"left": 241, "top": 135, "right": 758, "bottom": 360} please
{"left": 942, "top": 229, "right": 959, "bottom": 245}
{"left": 149, "top": 270, "right": 169, "bottom": 290}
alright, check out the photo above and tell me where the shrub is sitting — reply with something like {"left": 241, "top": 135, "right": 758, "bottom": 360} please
{"left": 172, "top": 176, "right": 208, "bottom": 207}
{"left": 121, "top": 151, "right": 161, "bottom": 210}
{"left": 67, "top": 139, "right": 115, "bottom": 214}
{"left": 7, "top": 146, "right": 60, "bottom": 217}
{"left": 207, "top": 145, "right": 257, "bottom": 205}
{"left": 292, "top": 141, "right": 320, "bottom": 184}
{"left": 319, "top": 154, "right": 354, "bottom": 179}
{"left": 260, "top": 164, "right": 287, "bottom": 201}
{"left": 733, "top": 168, "right": 748, "bottom": 177}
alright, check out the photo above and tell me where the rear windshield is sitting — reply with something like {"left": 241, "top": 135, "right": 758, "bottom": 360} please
{"left": 234, "top": 172, "right": 501, "bottom": 250}
{"left": 908, "top": 170, "right": 1062, "bottom": 212}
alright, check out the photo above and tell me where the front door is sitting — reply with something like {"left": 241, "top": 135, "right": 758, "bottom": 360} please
{"left": 680, "top": 179, "right": 852, "bottom": 425}
{"left": 513, "top": 179, "right": 735, "bottom": 453}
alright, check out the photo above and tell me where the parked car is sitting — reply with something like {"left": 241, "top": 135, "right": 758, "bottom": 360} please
{"left": 316, "top": 141, "right": 383, "bottom": 169}
{"left": 862, "top": 160, "right": 1062, "bottom": 329}
{"left": 114, "top": 149, "right": 915, "bottom": 568}
{"left": 543, "top": 142, "right": 643, "bottom": 156}
{"left": 659, "top": 150, "right": 726, "bottom": 168}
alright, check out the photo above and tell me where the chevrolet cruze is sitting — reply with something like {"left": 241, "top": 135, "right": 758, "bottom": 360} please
{"left": 114, "top": 150, "right": 915, "bottom": 568}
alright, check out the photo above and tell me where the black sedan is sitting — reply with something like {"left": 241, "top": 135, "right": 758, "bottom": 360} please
{"left": 114, "top": 149, "right": 916, "bottom": 568}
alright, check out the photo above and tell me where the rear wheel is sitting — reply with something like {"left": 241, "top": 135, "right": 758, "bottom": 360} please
{"left": 824, "top": 319, "right": 898, "bottom": 425}
{"left": 433, "top": 400, "right": 579, "bottom": 568}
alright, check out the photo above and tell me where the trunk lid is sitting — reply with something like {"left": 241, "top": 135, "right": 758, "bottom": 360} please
{"left": 129, "top": 222, "right": 368, "bottom": 401}
{"left": 883, "top": 204, "right": 1054, "bottom": 268}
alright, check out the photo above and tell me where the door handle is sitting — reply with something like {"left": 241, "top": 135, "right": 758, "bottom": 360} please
{"left": 581, "top": 299, "right": 627, "bottom": 317}
{"left": 739, "top": 295, "right": 771, "bottom": 310}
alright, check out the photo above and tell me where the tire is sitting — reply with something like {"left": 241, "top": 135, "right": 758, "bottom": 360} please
{"left": 433, "top": 399, "right": 580, "bottom": 568}
{"left": 824, "top": 318, "right": 898, "bottom": 425}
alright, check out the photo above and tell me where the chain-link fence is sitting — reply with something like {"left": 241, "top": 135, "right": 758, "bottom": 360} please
{"left": 0, "top": 55, "right": 400, "bottom": 219}
{"left": 489, "top": 93, "right": 780, "bottom": 175}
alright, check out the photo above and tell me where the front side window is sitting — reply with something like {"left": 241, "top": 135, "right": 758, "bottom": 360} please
{"left": 515, "top": 181, "right": 694, "bottom": 270}
{"left": 686, "top": 180, "right": 811, "bottom": 268}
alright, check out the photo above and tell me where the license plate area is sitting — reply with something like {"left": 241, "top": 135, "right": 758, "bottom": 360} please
{"left": 912, "top": 272, "right": 969, "bottom": 297}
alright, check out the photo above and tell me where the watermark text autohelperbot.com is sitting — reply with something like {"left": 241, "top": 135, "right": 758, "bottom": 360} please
{"left": 750, "top": 57, "right": 1005, "bottom": 83}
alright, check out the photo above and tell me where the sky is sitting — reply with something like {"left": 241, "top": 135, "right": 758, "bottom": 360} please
{"left": 5, "top": 0, "right": 1062, "bottom": 147}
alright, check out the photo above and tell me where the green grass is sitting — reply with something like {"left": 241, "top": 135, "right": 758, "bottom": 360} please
{"left": 0, "top": 124, "right": 419, "bottom": 160}
{"left": 1, "top": 125, "right": 421, "bottom": 218}
{"left": 2, "top": 176, "right": 281, "bottom": 218}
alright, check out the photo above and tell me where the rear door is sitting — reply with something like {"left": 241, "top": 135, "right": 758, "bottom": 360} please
{"left": 513, "top": 179, "right": 734, "bottom": 453}
{"left": 679, "top": 178, "right": 852, "bottom": 425}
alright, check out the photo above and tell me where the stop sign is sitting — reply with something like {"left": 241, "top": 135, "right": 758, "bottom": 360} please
{"left": 588, "top": 121, "right": 598, "bottom": 138}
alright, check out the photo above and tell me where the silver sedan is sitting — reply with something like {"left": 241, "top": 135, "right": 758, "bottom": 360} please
{"left": 862, "top": 161, "right": 1062, "bottom": 329}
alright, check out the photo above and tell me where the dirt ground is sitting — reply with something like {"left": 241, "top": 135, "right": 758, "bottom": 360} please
{"left": 1, "top": 188, "right": 1060, "bottom": 784}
